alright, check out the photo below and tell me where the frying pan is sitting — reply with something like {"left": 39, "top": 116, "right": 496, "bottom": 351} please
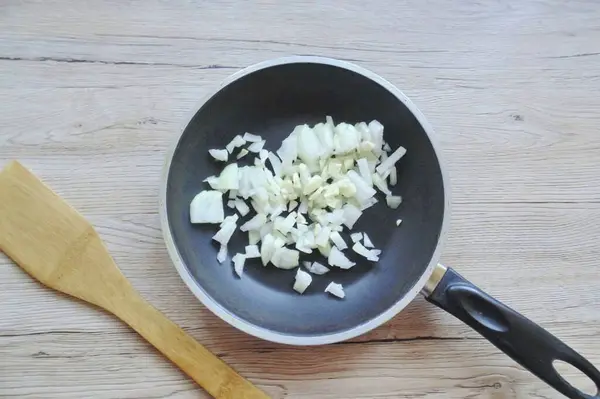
{"left": 160, "top": 56, "right": 600, "bottom": 398}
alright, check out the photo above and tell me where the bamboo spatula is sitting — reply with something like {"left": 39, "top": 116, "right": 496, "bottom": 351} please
{"left": 0, "top": 161, "right": 270, "bottom": 399}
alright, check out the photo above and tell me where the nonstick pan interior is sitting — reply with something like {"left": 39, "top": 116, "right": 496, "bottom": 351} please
{"left": 163, "top": 59, "right": 446, "bottom": 342}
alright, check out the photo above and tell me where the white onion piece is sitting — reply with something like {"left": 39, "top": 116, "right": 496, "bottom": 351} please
{"left": 352, "top": 241, "right": 377, "bottom": 261}
{"left": 306, "top": 261, "right": 329, "bottom": 275}
{"left": 368, "top": 120, "right": 384, "bottom": 152}
{"left": 288, "top": 200, "right": 298, "bottom": 212}
{"left": 293, "top": 269, "right": 312, "bottom": 294}
{"left": 325, "top": 282, "right": 345, "bottom": 299}
{"left": 248, "top": 140, "right": 265, "bottom": 153}
{"left": 360, "top": 197, "right": 378, "bottom": 211}
{"left": 234, "top": 199, "right": 250, "bottom": 216}
{"left": 396, "top": 219, "right": 403, "bottom": 226}
{"left": 192, "top": 118, "right": 407, "bottom": 296}
{"left": 346, "top": 170, "right": 376, "bottom": 205}
{"left": 376, "top": 146, "right": 407, "bottom": 175}
{"left": 203, "top": 176, "right": 219, "bottom": 190}
{"left": 220, "top": 214, "right": 239, "bottom": 227}
{"left": 315, "top": 225, "right": 331, "bottom": 247}
{"left": 190, "top": 191, "right": 224, "bottom": 224}
{"left": 386, "top": 195, "right": 402, "bottom": 209}
{"left": 328, "top": 247, "right": 355, "bottom": 269}
{"left": 271, "top": 247, "right": 300, "bottom": 269}
{"left": 217, "top": 244, "right": 228, "bottom": 263}
{"left": 363, "top": 233, "right": 374, "bottom": 248}
{"left": 357, "top": 158, "right": 372, "bottom": 186}
{"left": 274, "top": 212, "right": 296, "bottom": 235}
{"left": 372, "top": 173, "right": 392, "bottom": 196}
{"left": 297, "top": 124, "right": 323, "bottom": 170}
{"left": 260, "top": 234, "right": 276, "bottom": 266}
{"left": 226, "top": 135, "right": 246, "bottom": 153}
{"left": 217, "top": 163, "right": 239, "bottom": 190}
{"left": 350, "top": 232, "right": 363, "bottom": 243}
{"left": 258, "top": 149, "right": 269, "bottom": 164}
{"left": 212, "top": 216, "right": 237, "bottom": 245}
{"left": 240, "top": 213, "right": 267, "bottom": 232}
{"left": 236, "top": 149, "right": 249, "bottom": 159}
{"left": 248, "top": 230, "right": 260, "bottom": 245}
{"left": 209, "top": 149, "right": 228, "bottom": 162}
{"left": 232, "top": 253, "right": 245, "bottom": 277}
{"left": 330, "top": 231, "right": 348, "bottom": 250}
{"left": 244, "top": 244, "right": 260, "bottom": 258}
{"left": 267, "top": 152, "right": 283, "bottom": 176}
{"left": 226, "top": 200, "right": 235, "bottom": 209}
{"left": 389, "top": 166, "right": 397, "bottom": 186}
{"left": 342, "top": 204, "right": 362, "bottom": 229}
{"left": 243, "top": 132, "right": 262, "bottom": 142}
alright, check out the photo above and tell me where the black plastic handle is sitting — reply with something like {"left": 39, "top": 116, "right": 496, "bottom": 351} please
{"left": 426, "top": 267, "right": 600, "bottom": 399}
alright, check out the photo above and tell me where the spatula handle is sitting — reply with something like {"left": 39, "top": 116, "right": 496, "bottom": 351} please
{"left": 108, "top": 285, "right": 270, "bottom": 399}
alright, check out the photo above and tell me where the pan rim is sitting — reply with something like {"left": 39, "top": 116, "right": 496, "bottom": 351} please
{"left": 159, "top": 56, "right": 451, "bottom": 345}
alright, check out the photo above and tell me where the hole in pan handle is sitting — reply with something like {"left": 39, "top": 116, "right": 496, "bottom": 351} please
{"left": 424, "top": 265, "right": 600, "bottom": 399}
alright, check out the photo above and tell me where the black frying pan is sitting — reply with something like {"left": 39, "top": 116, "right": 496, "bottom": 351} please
{"left": 160, "top": 57, "right": 600, "bottom": 399}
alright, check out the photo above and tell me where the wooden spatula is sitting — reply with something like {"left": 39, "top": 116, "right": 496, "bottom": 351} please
{"left": 0, "top": 161, "right": 270, "bottom": 399}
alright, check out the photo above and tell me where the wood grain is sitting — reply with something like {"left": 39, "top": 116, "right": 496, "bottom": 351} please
{"left": 1, "top": 0, "right": 599, "bottom": 398}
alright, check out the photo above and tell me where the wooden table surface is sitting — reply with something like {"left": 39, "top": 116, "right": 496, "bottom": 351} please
{"left": 1, "top": 1, "right": 599, "bottom": 398}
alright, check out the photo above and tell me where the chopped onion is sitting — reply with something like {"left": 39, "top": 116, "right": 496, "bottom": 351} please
{"left": 232, "top": 253, "right": 245, "bottom": 277}
{"left": 363, "top": 233, "right": 374, "bottom": 248}
{"left": 293, "top": 269, "right": 312, "bottom": 294}
{"left": 217, "top": 163, "right": 239, "bottom": 191}
{"left": 274, "top": 212, "right": 296, "bottom": 235}
{"left": 190, "top": 191, "right": 224, "bottom": 224}
{"left": 342, "top": 204, "right": 362, "bottom": 229}
{"left": 243, "top": 132, "right": 262, "bottom": 142}
{"left": 217, "top": 244, "right": 228, "bottom": 263}
{"left": 389, "top": 166, "right": 397, "bottom": 186}
{"left": 396, "top": 219, "right": 403, "bottom": 226}
{"left": 260, "top": 234, "right": 276, "bottom": 266}
{"left": 372, "top": 173, "right": 392, "bottom": 196}
{"left": 328, "top": 247, "right": 355, "bottom": 269}
{"left": 325, "top": 282, "right": 345, "bottom": 299}
{"left": 315, "top": 225, "right": 331, "bottom": 247}
{"left": 248, "top": 230, "right": 260, "bottom": 245}
{"left": 236, "top": 149, "right": 249, "bottom": 159}
{"left": 209, "top": 149, "right": 228, "bottom": 162}
{"left": 267, "top": 152, "right": 283, "bottom": 177}
{"left": 248, "top": 140, "right": 265, "bottom": 153}
{"left": 346, "top": 170, "right": 376, "bottom": 205}
{"left": 352, "top": 241, "right": 377, "bottom": 261}
{"left": 356, "top": 158, "right": 372, "bottom": 186}
{"left": 350, "top": 232, "right": 363, "bottom": 243}
{"left": 386, "top": 195, "right": 402, "bottom": 209}
{"left": 376, "top": 146, "right": 407, "bottom": 175}
{"left": 192, "top": 118, "right": 408, "bottom": 297}
{"left": 271, "top": 247, "right": 300, "bottom": 269}
{"left": 330, "top": 230, "right": 348, "bottom": 250}
{"left": 245, "top": 244, "right": 260, "bottom": 258}
{"left": 258, "top": 149, "right": 269, "bottom": 163}
{"left": 240, "top": 213, "right": 267, "bottom": 232}
{"left": 234, "top": 199, "right": 250, "bottom": 216}
{"left": 212, "top": 216, "right": 237, "bottom": 245}
{"left": 226, "top": 135, "right": 246, "bottom": 153}
{"left": 306, "top": 261, "right": 329, "bottom": 275}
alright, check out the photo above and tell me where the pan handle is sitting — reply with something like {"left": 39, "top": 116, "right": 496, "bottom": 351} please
{"left": 424, "top": 265, "right": 600, "bottom": 399}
